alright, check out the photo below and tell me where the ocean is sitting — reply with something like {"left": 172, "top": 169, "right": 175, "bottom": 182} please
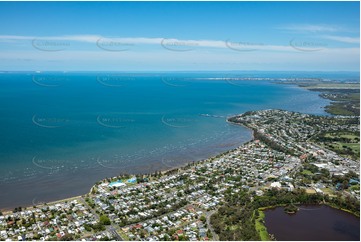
{"left": 0, "top": 71, "right": 357, "bottom": 209}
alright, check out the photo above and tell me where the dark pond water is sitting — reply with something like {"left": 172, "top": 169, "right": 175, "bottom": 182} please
{"left": 264, "top": 205, "right": 360, "bottom": 241}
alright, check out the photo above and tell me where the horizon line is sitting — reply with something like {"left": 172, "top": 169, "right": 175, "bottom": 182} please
{"left": 1, "top": 70, "right": 360, "bottom": 73}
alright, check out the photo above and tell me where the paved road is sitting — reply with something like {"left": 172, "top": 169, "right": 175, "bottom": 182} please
{"left": 108, "top": 226, "right": 123, "bottom": 241}
{"left": 79, "top": 196, "right": 123, "bottom": 241}
{"left": 206, "top": 210, "right": 219, "bottom": 241}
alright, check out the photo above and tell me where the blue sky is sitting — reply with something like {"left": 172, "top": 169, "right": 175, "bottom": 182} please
{"left": 0, "top": 1, "right": 359, "bottom": 71}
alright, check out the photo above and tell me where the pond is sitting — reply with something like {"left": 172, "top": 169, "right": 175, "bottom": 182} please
{"left": 264, "top": 205, "right": 360, "bottom": 241}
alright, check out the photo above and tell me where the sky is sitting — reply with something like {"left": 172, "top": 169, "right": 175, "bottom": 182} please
{"left": 0, "top": 1, "right": 359, "bottom": 72}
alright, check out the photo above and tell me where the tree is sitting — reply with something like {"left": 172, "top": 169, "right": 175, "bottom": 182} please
{"left": 92, "top": 223, "right": 106, "bottom": 232}
{"left": 84, "top": 224, "right": 92, "bottom": 232}
{"left": 61, "top": 234, "right": 74, "bottom": 241}
{"left": 99, "top": 215, "right": 111, "bottom": 225}
{"left": 102, "top": 236, "right": 110, "bottom": 241}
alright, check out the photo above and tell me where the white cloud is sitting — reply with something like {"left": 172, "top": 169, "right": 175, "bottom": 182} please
{"left": 0, "top": 35, "right": 102, "bottom": 42}
{"left": 321, "top": 35, "right": 360, "bottom": 44}
{"left": 0, "top": 35, "right": 358, "bottom": 54}
{"left": 0, "top": 35, "right": 359, "bottom": 71}
{"left": 0, "top": 34, "right": 330, "bottom": 52}
{"left": 278, "top": 24, "right": 341, "bottom": 33}
{"left": 0, "top": 47, "right": 359, "bottom": 71}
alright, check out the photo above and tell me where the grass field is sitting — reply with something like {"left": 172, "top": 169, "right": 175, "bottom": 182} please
{"left": 349, "top": 184, "right": 360, "bottom": 191}
{"left": 301, "top": 170, "right": 313, "bottom": 176}
{"left": 315, "top": 131, "right": 360, "bottom": 160}
{"left": 324, "top": 133, "right": 359, "bottom": 140}
{"left": 255, "top": 210, "right": 270, "bottom": 241}
{"left": 327, "top": 142, "right": 360, "bottom": 156}
{"left": 321, "top": 188, "right": 334, "bottom": 196}
{"left": 305, "top": 188, "right": 316, "bottom": 194}
{"left": 340, "top": 143, "right": 360, "bottom": 152}
{"left": 119, "top": 230, "right": 130, "bottom": 240}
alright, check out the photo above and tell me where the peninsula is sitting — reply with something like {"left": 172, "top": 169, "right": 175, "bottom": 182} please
{"left": 0, "top": 110, "right": 359, "bottom": 241}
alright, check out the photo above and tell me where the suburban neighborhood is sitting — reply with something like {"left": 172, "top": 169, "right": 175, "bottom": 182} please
{"left": 0, "top": 109, "right": 359, "bottom": 241}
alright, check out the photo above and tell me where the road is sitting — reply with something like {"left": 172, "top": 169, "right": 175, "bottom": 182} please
{"left": 79, "top": 196, "right": 123, "bottom": 241}
{"left": 205, "top": 210, "right": 219, "bottom": 241}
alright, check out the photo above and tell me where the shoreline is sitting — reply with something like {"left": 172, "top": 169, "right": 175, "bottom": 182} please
{"left": 2, "top": 111, "right": 352, "bottom": 213}
{"left": 1, "top": 82, "right": 357, "bottom": 214}
{"left": 1, "top": 109, "right": 359, "bottom": 242}
{"left": 0, "top": 77, "right": 341, "bottom": 211}
{"left": 1, "top": 195, "right": 83, "bottom": 216}
{"left": 0, "top": 118, "right": 253, "bottom": 213}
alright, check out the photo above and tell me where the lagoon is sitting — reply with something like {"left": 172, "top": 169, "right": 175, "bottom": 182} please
{"left": 264, "top": 205, "right": 360, "bottom": 241}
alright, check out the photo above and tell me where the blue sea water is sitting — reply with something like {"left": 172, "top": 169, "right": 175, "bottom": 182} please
{"left": 0, "top": 71, "right": 358, "bottom": 209}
